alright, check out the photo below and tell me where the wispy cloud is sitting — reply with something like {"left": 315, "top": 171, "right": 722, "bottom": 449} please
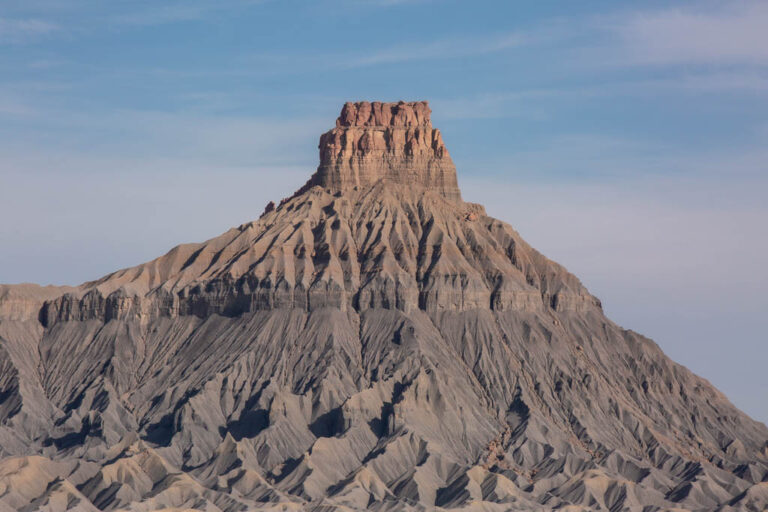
{"left": 26, "top": 59, "right": 67, "bottom": 70}
{"left": 457, "top": 129, "right": 768, "bottom": 187}
{"left": 349, "top": 0, "right": 438, "bottom": 6}
{"left": 116, "top": 0, "right": 270, "bottom": 27}
{"left": 0, "top": 104, "right": 326, "bottom": 168}
{"left": 0, "top": 17, "right": 57, "bottom": 43}
{"left": 244, "top": 31, "right": 525, "bottom": 73}
{"left": 608, "top": 2, "right": 768, "bottom": 66}
{"left": 0, "top": 0, "right": 266, "bottom": 36}
{"left": 0, "top": 98, "right": 35, "bottom": 117}
{"left": 115, "top": 4, "right": 212, "bottom": 26}
{"left": 435, "top": 70, "right": 768, "bottom": 120}
{"left": 239, "top": 3, "right": 768, "bottom": 81}
{"left": 349, "top": 32, "right": 523, "bottom": 67}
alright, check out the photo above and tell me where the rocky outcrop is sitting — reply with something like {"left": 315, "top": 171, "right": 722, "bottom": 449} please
{"left": 0, "top": 101, "right": 766, "bottom": 512}
{"left": 304, "top": 101, "right": 462, "bottom": 202}
{"left": 0, "top": 284, "right": 75, "bottom": 322}
{"left": 31, "top": 184, "right": 597, "bottom": 327}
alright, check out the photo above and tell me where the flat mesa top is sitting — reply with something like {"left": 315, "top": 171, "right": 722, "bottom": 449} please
{"left": 336, "top": 100, "right": 432, "bottom": 128}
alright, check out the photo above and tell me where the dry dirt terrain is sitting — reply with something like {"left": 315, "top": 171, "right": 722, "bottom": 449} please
{"left": 0, "top": 101, "right": 766, "bottom": 511}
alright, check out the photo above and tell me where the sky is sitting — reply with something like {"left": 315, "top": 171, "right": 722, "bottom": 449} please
{"left": 1, "top": 0, "right": 766, "bottom": 424}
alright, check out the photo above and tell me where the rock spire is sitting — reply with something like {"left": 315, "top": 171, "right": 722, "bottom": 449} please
{"left": 304, "top": 101, "right": 462, "bottom": 201}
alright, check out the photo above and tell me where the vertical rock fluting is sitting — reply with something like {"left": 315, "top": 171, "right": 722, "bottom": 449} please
{"left": 307, "top": 101, "right": 462, "bottom": 201}
{"left": 0, "top": 101, "right": 766, "bottom": 512}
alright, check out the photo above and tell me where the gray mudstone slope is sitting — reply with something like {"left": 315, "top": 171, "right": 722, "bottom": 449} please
{"left": 0, "top": 101, "right": 766, "bottom": 512}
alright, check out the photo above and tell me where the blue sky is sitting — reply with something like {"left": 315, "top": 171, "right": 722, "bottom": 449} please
{"left": 1, "top": 0, "right": 767, "bottom": 423}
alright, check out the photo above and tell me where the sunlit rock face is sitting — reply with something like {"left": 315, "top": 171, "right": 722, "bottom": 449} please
{"left": 0, "top": 101, "right": 766, "bottom": 512}
{"left": 307, "top": 101, "right": 462, "bottom": 202}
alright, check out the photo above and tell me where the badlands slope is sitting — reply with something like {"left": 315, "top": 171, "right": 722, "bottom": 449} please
{"left": 0, "top": 101, "right": 766, "bottom": 512}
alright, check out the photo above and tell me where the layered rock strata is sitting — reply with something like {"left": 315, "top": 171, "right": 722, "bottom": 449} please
{"left": 0, "top": 102, "right": 766, "bottom": 512}
{"left": 31, "top": 185, "right": 596, "bottom": 326}
{"left": 303, "top": 101, "right": 462, "bottom": 202}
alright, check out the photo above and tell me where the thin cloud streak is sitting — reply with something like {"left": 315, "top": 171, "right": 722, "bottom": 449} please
{"left": 348, "top": 33, "right": 525, "bottom": 67}
{"left": 456, "top": 130, "right": 768, "bottom": 187}
{"left": 349, "top": 0, "right": 437, "bottom": 5}
{"left": 114, "top": 0, "right": 268, "bottom": 26}
{"left": 0, "top": 107, "right": 326, "bottom": 168}
{"left": 115, "top": 5, "right": 212, "bottom": 26}
{"left": 0, "top": 0, "right": 267, "bottom": 35}
{"left": 242, "top": 31, "right": 526, "bottom": 73}
{"left": 434, "top": 70, "right": 768, "bottom": 121}
{"left": 0, "top": 17, "right": 58, "bottom": 43}
{"left": 606, "top": 2, "right": 768, "bottom": 66}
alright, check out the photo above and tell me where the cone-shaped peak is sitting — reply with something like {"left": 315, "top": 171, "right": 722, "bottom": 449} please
{"left": 303, "top": 100, "right": 462, "bottom": 202}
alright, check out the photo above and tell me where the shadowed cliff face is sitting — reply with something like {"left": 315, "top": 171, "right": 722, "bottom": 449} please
{"left": 0, "top": 102, "right": 766, "bottom": 512}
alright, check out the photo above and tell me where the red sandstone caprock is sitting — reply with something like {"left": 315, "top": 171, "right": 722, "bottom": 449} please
{"left": 302, "top": 101, "right": 462, "bottom": 202}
